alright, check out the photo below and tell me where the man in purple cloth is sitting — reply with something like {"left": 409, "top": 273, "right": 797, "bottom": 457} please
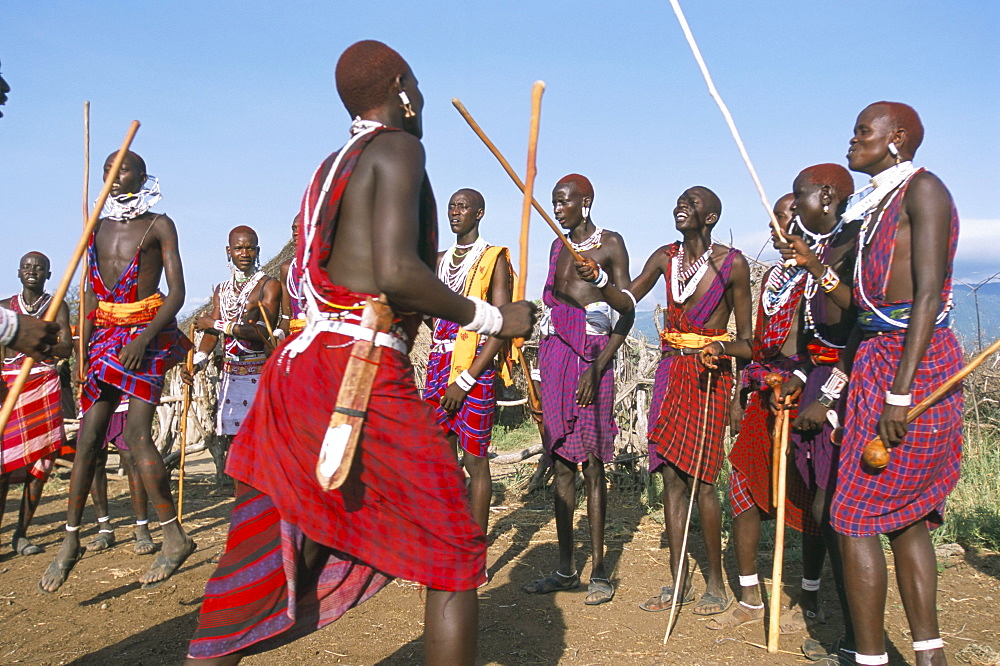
{"left": 522, "top": 174, "right": 632, "bottom": 606}
{"left": 829, "top": 102, "right": 960, "bottom": 666}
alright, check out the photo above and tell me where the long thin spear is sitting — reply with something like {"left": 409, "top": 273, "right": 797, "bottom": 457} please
{"left": 452, "top": 98, "right": 584, "bottom": 262}
{"left": 0, "top": 121, "right": 140, "bottom": 436}
{"left": 177, "top": 322, "right": 194, "bottom": 523}
{"left": 666, "top": 0, "right": 786, "bottom": 243}
{"left": 664, "top": 371, "right": 715, "bottom": 643}
{"left": 77, "top": 102, "right": 90, "bottom": 386}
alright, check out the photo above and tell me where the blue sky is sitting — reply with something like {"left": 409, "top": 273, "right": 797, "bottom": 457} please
{"left": 1, "top": 1, "right": 997, "bottom": 314}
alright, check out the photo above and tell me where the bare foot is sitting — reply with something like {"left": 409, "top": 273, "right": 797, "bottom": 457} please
{"left": 38, "top": 535, "right": 83, "bottom": 593}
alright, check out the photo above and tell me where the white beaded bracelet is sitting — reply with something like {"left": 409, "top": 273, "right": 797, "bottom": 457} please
{"left": 0, "top": 307, "right": 20, "bottom": 347}
{"left": 793, "top": 369, "right": 809, "bottom": 384}
{"left": 884, "top": 391, "right": 912, "bottom": 407}
{"left": 591, "top": 267, "right": 609, "bottom": 288}
{"left": 465, "top": 297, "right": 504, "bottom": 337}
{"left": 192, "top": 351, "right": 209, "bottom": 369}
{"left": 455, "top": 370, "right": 476, "bottom": 392}
{"left": 621, "top": 288, "right": 637, "bottom": 310}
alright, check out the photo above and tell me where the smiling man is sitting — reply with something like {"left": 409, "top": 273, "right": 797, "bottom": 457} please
{"left": 0, "top": 252, "right": 73, "bottom": 557}
{"left": 191, "top": 225, "right": 279, "bottom": 473}
{"left": 39, "top": 150, "right": 194, "bottom": 594}
{"left": 829, "top": 102, "right": 962, "bottom": 666}
{"left": 579, "top": 185, "right": 752, "bottom": 617}
{"left": 423, "top": 189, "right": 513, "bottom": 537}
{"left": 523, "top": 174, "right": 632, "bottom": 606}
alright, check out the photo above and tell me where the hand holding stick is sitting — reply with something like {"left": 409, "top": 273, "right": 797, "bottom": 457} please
{"left": 452, "top": 98, "right": 583, "bottom": 262}
{"left": 863, "top": 335, "right": 1000, "bottom": 469}
{"left": 0, "top": 120, "right": 140, "bottom": 437}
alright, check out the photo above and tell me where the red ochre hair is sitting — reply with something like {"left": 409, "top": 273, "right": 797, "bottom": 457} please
{"left": 335, "top": 41, "right": 410, "bottom": 118}
{"left": 800, "top": 163, "right": 855, "bottom": 202}
{"left": 869, "top": 101, "right": 924, "bottom": 154}
{"left": 556, "top": 173, "right": 594, "bottom": 200}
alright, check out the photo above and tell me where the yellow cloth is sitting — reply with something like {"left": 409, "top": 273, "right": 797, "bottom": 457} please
{"left": 93, "top": 292, "right": 163, "bottom": 327}
{"left": 448, "top": 245, "right": 520, "bottom": 387}
{"left": 660, "top": 329, "right": 728, "bottom": 350}
{"left": 289, "top": 318, "right": 306, "bottom": 335}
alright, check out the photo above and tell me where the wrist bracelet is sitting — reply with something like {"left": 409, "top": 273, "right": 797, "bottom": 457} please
{"left": 820, "top": 368, "right": 848, "bottom": 400}
{"left": 192, "top": 351, "right": 209, "bottom": 369}
{"left": 716, "top": 340, "right": 726, "bottom": 355}
{"left": 591, "top": 267, "right": 609, "bottom": 288}
{"left": 884, "top": 391, "right": 912, "bottom": 407}
{"left": 465, "top": 297, "right": 504, "bottom": 337}
{"left": 817, "top": 392, "right": 837, "bottom": 408}
{"left": 0, "top": 307, "right": 20, "bottom": 347}
{"left": 793, "top": 368, "right": 809, "bottom": 384}
{"left": 819, "top": 266, "right": 841, "bottom": 293}
{"left": 224, "top": 321, "right": 236, "bottom": 337}
{"left": 455, "top": 370, "right": 476, "bottom": 392}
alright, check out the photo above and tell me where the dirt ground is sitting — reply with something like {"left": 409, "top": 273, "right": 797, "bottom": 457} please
{"left": 0, "top": 453, "right": 998, "bottom": 665}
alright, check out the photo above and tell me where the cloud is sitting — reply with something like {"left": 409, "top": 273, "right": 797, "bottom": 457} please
{"left": 956, "top": 218, "right": 999, "bottom": 264}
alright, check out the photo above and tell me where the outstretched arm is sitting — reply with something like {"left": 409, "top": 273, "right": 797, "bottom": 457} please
{"left": 576, "top": 245, "right": 666, "bottom": 313}
{"left": 370, "top": 133, "right": 533, "bottom": 339}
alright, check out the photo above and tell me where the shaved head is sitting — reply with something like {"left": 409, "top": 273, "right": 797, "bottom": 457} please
{"left": 688, "top": 186, "right": 722, "bottom": 220}
{"left": 105, "top": 150, "right": 146, "bottom": 175}
{"left": 20, "top": 251, "right": 50, "bottom": 271}
{"left": 800, "top": 163, "right": 855, "bottom": 202}
{"left": 865, "top": 101, "right": 924, "bottom": 157}
{"left": 335, "top": 40, "right": 411, "bottom": 118}
{"left": 452, "top": 188, "right": 485, "bottom": 211}
{"left": 556, "top": 173, "right": 594, "bottom": 201}
{"left": 228, "top": 225, "right": 258, "bottom": 245}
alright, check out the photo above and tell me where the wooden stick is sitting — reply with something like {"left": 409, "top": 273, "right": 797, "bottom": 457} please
{"left": 0, "top": 120, "right": 140, "bottom": 437}
{"left": 178, "top": 323, "right": 194, "bottom": 523}
{"left": 666, "top": 0, "right": 786, "bottom": 243}
{"left": 763, "top": 372, "right": 790, "bottom": 653}
{"left": 77, "top": 101, "right": 90, "bottom": 386}
{"left": 517, "top": 81, "right": 545, "bottom": 304}
{"left": 664, "top": 371, "right": 714, "bottom": 643}
{"left": 452, "top": 98, "right": 583, "bottom": 262}
{"left": 766, "top": 373, "right": 783, "bottom": 508}
{"left": 863, "top": 335, "right": 1000, "bottom": 469}
{"left": 254, "top": 300, "right": 278, "bottom": 349}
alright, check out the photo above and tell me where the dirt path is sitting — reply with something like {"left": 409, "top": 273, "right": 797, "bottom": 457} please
{"left": 0, "top": 456, "right": 997, "bottom": 665}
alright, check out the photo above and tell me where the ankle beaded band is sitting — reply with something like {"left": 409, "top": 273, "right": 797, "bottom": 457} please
{"left": 912, "top": 638, "right": 944, "bottom": 651}
{"left": 855, "top": 653, "right": 888, "bottom": 665}
{"left": 160, "top": 516, "right": 178, "bottom": 526}
{"left": 801, "top": 577, "right": 821, "bottom": 592}
{"left": 65, "top": 524, "right": 81, "bottom": 532}
{"left": 738, "top": 573, "right": 759, "bottom": 587}
{"left": 135, "top": 519, "right": 149, "bottom": 526}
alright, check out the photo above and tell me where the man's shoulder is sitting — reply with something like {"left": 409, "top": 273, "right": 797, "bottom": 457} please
{"left": 0, "top": 297, "right": 12, "bottom": 309}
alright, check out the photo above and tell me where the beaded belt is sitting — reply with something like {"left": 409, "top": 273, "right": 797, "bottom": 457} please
{"left": 285, "top": 316, "right": 408, "bottom": 358}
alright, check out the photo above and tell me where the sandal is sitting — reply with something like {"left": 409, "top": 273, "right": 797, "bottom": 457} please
{"left": 85, "top": 529, "right": 116, "bottom": 552}
{"left": 705, "top": 601, "right": 765, "bottom": 630}
{"left": 522, "top": 570, "right": 580, "bottom": 594}
{"left": 639, "top": 584, "right": 696, "bottom": 612}
{"left": 693, "top": 591, "right": 732, "bottom": 616}
{"left": 11, "top": 534, "right": 42, "bottom": 556}
{"left": 140, "top": 537, "right": 197, "bottom": 589}
{"left": 584, "top": 577, "right": 615, "bottom": 605}
{"left": 38, "top": 547, "right": 84, "bottom": 594}
{"left": 802, "top": 638, "right": 845, "bottom": 665}
{"left": 133, "top": 527, "right": 157, "bottom": 556}
{"left": 780, "top": 605, "right": 828, "bottom": 634}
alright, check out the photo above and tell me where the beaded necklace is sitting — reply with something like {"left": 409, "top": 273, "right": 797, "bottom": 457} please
{"left": 670, "top": 243, "right": 713, "bottom": 304}
{"left": 571, "top": 226, "right": 603, "bottom": 253}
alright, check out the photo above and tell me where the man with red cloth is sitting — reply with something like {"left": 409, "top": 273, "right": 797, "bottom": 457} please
{"left": 0, "top": 252, "right": 73, "bottom": 557}
{"left": 185, "top": 41, "right": 534, "bottom": 665}
{"left": 39, "top": 150, "right": 194, "bottom": 594}
{"left": 581, "top": 186, "right": 752, "bottom": 616}
{"left": 827, "top": 102, "right": 961, "bottom": 666}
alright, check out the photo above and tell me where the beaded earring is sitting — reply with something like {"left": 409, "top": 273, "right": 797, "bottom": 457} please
{"left": 399, "top": 91, "right": 415, "bottom": 119}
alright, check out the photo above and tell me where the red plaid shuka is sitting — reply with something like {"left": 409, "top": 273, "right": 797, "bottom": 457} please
{"left": 728, "top": 272, "right": 817, "bottom": 533}
{"left": 81, "top": 234, "right": 188, "bottom": 413}
{"left": 189, "top": 126, "right": 482, "bottom": 660}
{"left": 1, "top": 295, "right": 64, "bottom": 476}
{"left": 832, "top": 173, "right": 962, "bottom": 537}
{"left": 539, "top": 240, "right": 617, "bottom": 464}
{"left": 647, "top": 244, "right": 738, "bottom": 483}
{"left": 424, "top": 319, "right": 496, "bottom": 458}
